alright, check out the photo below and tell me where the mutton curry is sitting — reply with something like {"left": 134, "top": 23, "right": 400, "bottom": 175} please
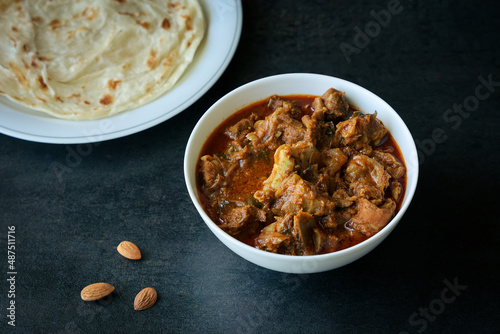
{"left": 197, "top": 88, "right": 406, "bottom": 255}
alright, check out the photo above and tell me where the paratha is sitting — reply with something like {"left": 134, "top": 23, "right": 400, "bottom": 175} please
{"left": 0, "top": 0, "right": 205, "bottom": 120}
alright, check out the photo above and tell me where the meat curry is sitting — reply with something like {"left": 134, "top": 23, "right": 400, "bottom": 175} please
{"left": 197, "top": 88, "right": 406, "bottom": 255}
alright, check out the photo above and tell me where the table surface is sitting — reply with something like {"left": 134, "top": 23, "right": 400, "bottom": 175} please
{"left": 1, "top": 1, "right": 499, "bottom": 333}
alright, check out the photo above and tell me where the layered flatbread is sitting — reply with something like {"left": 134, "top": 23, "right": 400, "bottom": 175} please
{"left": 0, "top": 0, "right": 205, "bottom": 120}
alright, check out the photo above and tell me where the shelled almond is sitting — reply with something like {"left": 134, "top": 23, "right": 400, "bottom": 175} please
{"left": 134, "top": 287, "right": 158, "bottom": 311}
{"left": 81, "top": 283, "right": 115, "bottom": 301}
{"left": 117, "top": 241, "right": 142, "bottom": 260}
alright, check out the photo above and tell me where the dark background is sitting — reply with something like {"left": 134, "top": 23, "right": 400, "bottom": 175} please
{"left": 1, "top": 0, "right": 499, "bottom": 333}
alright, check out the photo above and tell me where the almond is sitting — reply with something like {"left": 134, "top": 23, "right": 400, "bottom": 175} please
{"left": 134, "top": 287, "right": 157, "bottom": 311}
{"left": 81, "top": 282, "right": 115, "bottom": 301}
{"left": 117, "top": 240, "right": 141, "bottom": 260}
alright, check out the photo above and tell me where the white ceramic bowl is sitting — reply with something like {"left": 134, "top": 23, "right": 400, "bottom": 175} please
{"left": 184, "top": 73, "right": 418, "bottom": 274}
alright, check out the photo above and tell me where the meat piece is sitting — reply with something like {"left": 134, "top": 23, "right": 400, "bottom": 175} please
{"left": 258, "top": 212, "right": 322, "bottom": 255}
{"left": 290, "top": 212, "right": 321, "bottom": 255}
{"left": 390, "top": 180, "right": 403, "bottom": 201}
{"left": 268, "top": 95, "right": 284, "bottom": 110}
{"left": 371, "top": 150, "right": 406, "bottom": 179}
{"left": 362, "top": 112, "right": 388, "bottom": 146}
{"left": 255, "top": 145, "right": 336, "bottom": 215}
{"left": 319, "top": 214, "right": 340, "bottom": 229}
{"left": 254, "top": 142, "right": 322, "bottom": 206}
{"left": 321, "top": 88, "right": 350, "bottom": 120}
{"left": 319, "top": 207, "right": 354, "bottom": 229}
{"left": 280, "top": 120, "right": 306, "bottom": 146}
{"left": 332, "top": 188, "right": 357, "bottom": 208}
{"left": 219, "top": 205, "right": 267, "bottom": 236}
{"left": 260, "top": 144, "right": 343, "bottom": 198}
{"left": 321, "top": 148, "right": 348, "bottom": 176}
{"left": 334, "top": 112, "right": 388, "bottom": 152}
{"left": 199, "top": 155, "right": 226, "bottom": 190}
{"left": 226, "top": 145, "right": 251, "bottom": 166}
{"left": 253, "top": 108, "right": 307, "bottom": 150}
{"left": 308, "top": 95, "right": 338, "bottom": 149}
{"left": 312, "top": 88, "right": 349, "bottom": 121}
{"left": 321, "top": 170, "right": 348, "bottom": 195}
{"left": 268, "top": 95, "right": 303, "bottom": 119}
{"left": 271, "top": 174, "right": 336, "bottom": 216}
{"left": 290, "top": 141, "right": 321, "bottom": 172}
{"left": 301, "top": 114, "right": 321, "bottom": 146}
{"left": 311, "top": 97, "right": 327, "bottom": 121}
{"left": 255, "top": 231, "right": 290, "bottom": 253}
{"left": 224, "top": 114, "right": 258, "bottom": 141}
{"left": 254, "top": 144, "right": 295, "bottom": 201}
{"left": 334, "top": 116, "right": 364, "bottom": 147}
{"left": 345, "top": 155, "right": 390, "bottom": 194}
{"left": 340, "top": 145, "right": 361, "bottom": 158}
{"left": 348, "top": 198, "right": 396, "bottom": 236}
{"left": 349, "top": 181, "right": 384, "bottom": 205}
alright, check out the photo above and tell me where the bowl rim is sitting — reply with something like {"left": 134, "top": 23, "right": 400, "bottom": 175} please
{"left": 184, "top": 72, "right": 419, "bottom": 264}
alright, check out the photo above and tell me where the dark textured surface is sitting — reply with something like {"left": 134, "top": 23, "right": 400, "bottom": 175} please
{"left": 1, "top": 0, "right": 499, "bottom": 333}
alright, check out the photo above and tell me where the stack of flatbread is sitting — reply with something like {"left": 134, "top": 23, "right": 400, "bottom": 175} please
{"left": 0, "top": 0, "right": 205, "bottom": 120}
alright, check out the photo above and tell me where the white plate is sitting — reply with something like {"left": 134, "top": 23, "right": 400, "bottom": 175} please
{"left": 0, "top": 0, "right": 242, "bottom": 144}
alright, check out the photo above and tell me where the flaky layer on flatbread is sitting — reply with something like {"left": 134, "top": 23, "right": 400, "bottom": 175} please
{"left": 0, "top": 0, "right": 205, "bottom": 120}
